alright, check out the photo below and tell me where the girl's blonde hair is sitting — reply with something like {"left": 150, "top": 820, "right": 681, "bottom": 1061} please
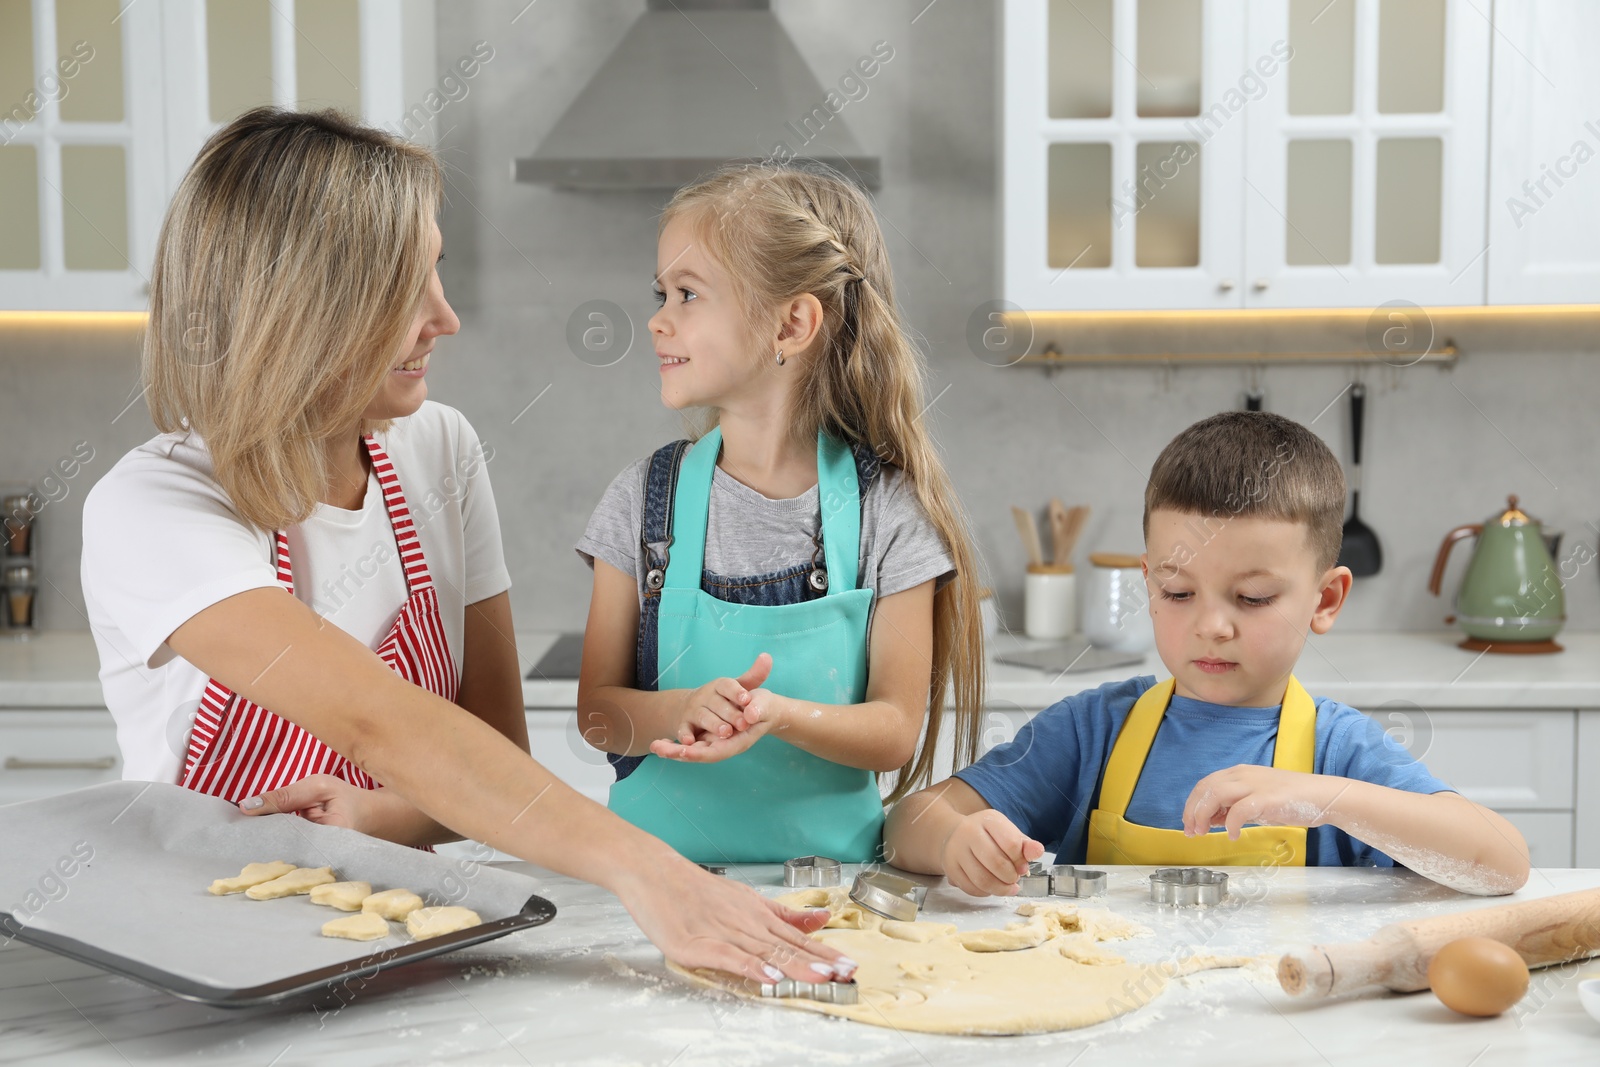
{"left": 663, "top": 163, "right": 986, "bottom": 802}
{"left": 145, "top": 106, "right": 442, "bottom": 531}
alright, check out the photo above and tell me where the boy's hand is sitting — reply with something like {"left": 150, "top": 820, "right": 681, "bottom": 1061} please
{"left": 671, "top": 653, "right": 772, "bottom": 746}
{"left": 941, "top": 810, "right": 1045, "bottom": 897}
{"left": 1182, "top": 766, "right": 1345, "bottom": 838}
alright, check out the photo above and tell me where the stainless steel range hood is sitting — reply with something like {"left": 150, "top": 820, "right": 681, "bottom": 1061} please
{"left": 514, "top": 0, "right": 880, "bottom": 190}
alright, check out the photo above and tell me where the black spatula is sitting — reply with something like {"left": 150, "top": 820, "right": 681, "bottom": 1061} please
{"left": 1338, "top": 383, "right": 1382, "bottom": 577}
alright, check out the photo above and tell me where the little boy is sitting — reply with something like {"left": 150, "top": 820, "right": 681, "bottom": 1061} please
{"left": 886, "top": 412, "right": 1529, "bottom": 896}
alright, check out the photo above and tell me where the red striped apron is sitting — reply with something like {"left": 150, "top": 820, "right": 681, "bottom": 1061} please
{"left": 180, "top": 434, "right": 460, "bottom": 801}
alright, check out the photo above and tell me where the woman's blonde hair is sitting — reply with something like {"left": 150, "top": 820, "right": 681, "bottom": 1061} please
{"left": 145, "top": 107, "right": 441, "bottom": 530}
{"left": 662, "top": 163, "right": 986, "bottom": 802}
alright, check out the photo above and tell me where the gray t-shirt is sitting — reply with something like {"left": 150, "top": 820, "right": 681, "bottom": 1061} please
{"left": 576, "top": 453, "right": 956, "bottom": 621}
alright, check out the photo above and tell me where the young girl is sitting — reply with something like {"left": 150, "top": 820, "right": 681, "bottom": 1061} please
{"left": 576, "top": 164, "right": 986, "bottom": 864}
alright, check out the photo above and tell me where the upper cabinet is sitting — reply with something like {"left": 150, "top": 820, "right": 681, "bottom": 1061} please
{"left": 0, "top": 0, "right": 429, "bottom": 313}
{"left": 1003, "top": 0, "right": 1500, "bottom": 310}
{"left": 1485, "top": 0, "right": 1600, "bottom": 305}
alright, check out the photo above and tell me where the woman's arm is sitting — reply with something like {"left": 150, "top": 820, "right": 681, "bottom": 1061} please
{"left": 168, "top": 586, "right": 851, "bottom": 983}
{"left": 283, "top": 591, "right": 531, "bottom": 847}
{"left": 648, "top": 580, "right": 935, "bottom": 771}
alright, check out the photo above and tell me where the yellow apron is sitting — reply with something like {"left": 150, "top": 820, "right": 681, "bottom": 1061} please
{"left": 1085, "top": 675, "right": 1316, "bottom": 867}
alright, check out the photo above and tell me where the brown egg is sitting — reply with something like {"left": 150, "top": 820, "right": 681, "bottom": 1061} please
{"left": 1427, "top": 937, "right": 1531, "bottom": 1017}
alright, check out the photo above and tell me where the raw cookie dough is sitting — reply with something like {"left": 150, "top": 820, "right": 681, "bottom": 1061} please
{"left": 671, "top": 889, "right": 1246, "bottom": 1036}
{"left": 309, "top": 881, "right": 372, "bottom": 911}
{"left": 321, "top": 912, "right": 391, "bottom": 942}
{"left": 208, "top": 861, "right": 295, "bottom": 896}
{"left": 362, "top": 888, "right": 425, "bottom": 921}
{"left": 245, "top": 866, "right": 336, "bottom": 900}
{"left": 405, "top": 906, "right": 482, "bottom": 940}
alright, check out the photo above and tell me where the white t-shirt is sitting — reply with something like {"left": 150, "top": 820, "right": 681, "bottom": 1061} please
{"left": 81, "top": 401, "right": 511, "bottom": 784}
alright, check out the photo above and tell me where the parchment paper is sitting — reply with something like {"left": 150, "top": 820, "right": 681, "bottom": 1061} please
{"left": 0, "top": 781, "right": 547, "bottom": 991}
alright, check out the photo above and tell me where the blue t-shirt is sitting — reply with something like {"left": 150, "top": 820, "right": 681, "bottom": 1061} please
{"left": 954, "top": 675, "right": 1455, "bottom": 868}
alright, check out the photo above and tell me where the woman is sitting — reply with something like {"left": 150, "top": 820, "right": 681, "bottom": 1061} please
{"left": 80, "top": 107, "right": 849, "bottom": 985}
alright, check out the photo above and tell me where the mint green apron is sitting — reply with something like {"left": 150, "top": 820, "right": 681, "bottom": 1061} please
{"left": 607, "top": 426, "right": 885, "bottom": 863}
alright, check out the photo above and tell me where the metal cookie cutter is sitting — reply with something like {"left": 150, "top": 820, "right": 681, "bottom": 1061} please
{"left": 760, "top": 977, "right": 859, "bottom": 1005}
{"left": 783, "top": 855, "right": 843, "bottom": 888}
{"left": 1149, "top": 867, "right": 1228, "bottom": 906}
{"left": 848, "top": 871, "right": 928, "bottom": 922}
{"left": 697, "top": 863, "right": 728, "bottom": 876}
{"left": 1015, "top": 862, "right": 1107, "bottom": 898}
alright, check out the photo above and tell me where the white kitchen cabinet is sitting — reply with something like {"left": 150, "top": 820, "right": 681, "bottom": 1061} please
{"left": 1, "top": 0, "right": 433, "bottom": 312}
{"left": 1002, "top": 0, "right": 1491, "bottom": 310}
{"left": 1498, "top": 811, "right": 1573, "bottom": 870}
{"left": 1485, "top": 0, "right": 1600, "bottom": 304}
{"left": 0, "top": 710, "right": 121, "bottom": 806}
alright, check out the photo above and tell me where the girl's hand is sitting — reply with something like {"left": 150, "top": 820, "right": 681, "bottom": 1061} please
{"left": 651, "top": 715, "right": 773, "bottom": 762}
{"left": 238, "top": 774, "right": 383, "bottom": 832}
{"left": 1182, "top": 766, "right": 1345, "bottom": 838}
{"left": 940, "top": 809, "right": 1044, "bottom": 897}
{"left": 671, "top": 653, "right": 773, "bottom": 746}
{"left": 613, "top": 854, "right": 857, "bottom": 985}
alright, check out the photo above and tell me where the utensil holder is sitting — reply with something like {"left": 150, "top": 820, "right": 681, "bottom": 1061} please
{"left": 1024, "top": 564, "right": 1076, "bottom": 640}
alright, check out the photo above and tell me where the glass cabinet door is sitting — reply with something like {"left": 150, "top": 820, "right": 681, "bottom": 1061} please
{"left": 1243, "top": 0, "right": 1489, "bottom": 307}
{"left": 1005, "top": 0, "right": 1246, "bottom": 310}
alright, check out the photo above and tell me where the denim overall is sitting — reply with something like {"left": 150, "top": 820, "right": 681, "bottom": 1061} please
{"left": 607, "top": 426, "right": 886, "bottom": 863}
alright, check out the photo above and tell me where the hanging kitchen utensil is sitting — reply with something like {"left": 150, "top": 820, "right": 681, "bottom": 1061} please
{"left": 1245, "top": 389, "right": 1264, "bottom": 411}
{"left": 1047, "top": 498, "right": 1070, "bottom": 566}
{"left": 1428, "top": 494, "right": 1565, "bottom": 653}
{"left": 1338, "top": 383, "right": 1383, "bottom": 577}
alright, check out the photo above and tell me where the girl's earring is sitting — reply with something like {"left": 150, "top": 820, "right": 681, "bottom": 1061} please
{"left": 775, "top": 348, "right": 785, "bottom": 366}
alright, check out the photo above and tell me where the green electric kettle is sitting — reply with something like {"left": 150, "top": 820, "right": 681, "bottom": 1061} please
{"left": 1428, "top": 495, "right": 1565, "bottom": 651}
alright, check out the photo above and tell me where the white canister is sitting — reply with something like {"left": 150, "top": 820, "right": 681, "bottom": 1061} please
{"left": 1081, "top": 552, "right": 1153, "bottom": 652}
{"left": 1024, "top": 564, "right": 1076, "bottom": 640}
{"left": 977, "top": 586, "right": 1000, "bottom": 639}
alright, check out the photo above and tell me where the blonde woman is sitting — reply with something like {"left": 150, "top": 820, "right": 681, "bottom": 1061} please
{"left": 80, "top": 108, "right": 850, "bottom": 985}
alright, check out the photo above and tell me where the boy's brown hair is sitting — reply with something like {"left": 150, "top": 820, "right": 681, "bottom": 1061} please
{"left": 1143, "top": 411, "right": 1346, "bottom": 572}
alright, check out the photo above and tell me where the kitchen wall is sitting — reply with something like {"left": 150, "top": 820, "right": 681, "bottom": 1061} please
{"left": 3, "top": 0, "right": 1597, "bottom": 639}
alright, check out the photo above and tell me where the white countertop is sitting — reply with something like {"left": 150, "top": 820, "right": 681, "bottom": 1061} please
{"left": 3, "top": 864, "right": 1598, "bottom": 1065}
{"left": 7, "top": 628, "right": 1600, "bottom": 712}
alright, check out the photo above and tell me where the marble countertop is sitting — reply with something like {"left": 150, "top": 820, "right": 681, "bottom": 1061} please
{"left": 3, "top": 864, "right": 1599, "bottom": 1066}
{"left": 6, "top": 628, "right": 1600, "bottom": 712}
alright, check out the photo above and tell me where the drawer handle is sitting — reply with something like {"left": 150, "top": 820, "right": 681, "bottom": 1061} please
{"left": 4, "top": 756, "right": 118, "bottom": 771}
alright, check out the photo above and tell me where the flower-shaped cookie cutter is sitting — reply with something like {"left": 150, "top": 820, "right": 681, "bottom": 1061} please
{"left": 1017, "top": 861, "right": 1108, "bottom": 898}
{"left": 783, "top": 855, "right": 843, "bottom": 888}
{"left": 848, "top": 870, "right": 929, "bottom": 921}
{"left": 1149, "top": 867, "right": 1229, "bottom": 906}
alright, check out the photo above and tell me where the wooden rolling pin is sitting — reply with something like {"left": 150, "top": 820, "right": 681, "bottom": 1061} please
{"left": 1278, "top": 887, "right": 1600, "bottom": 998}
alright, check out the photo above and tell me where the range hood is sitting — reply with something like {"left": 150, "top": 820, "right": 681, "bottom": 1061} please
{"left": 514, "top": 0, "right": 880, "bottom": 190}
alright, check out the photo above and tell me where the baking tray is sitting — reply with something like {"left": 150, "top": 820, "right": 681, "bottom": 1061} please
{"left": 0, "top": 781, "right": 557, "bottom": 1007}
{"left": 994, "top": 639, "right": 1146, "bottom": 675}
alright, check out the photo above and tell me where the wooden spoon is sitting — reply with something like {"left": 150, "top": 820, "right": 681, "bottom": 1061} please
{"left": 1012, "top": 506, "right": 1044, "bottom": 568}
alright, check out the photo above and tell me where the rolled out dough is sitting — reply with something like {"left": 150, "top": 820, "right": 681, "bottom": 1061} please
{"left": 245, "top": 866, "right": 336, "bottom": 900}
{"left": 208, "top": 861, "right": 295, "bottom": 895}
{"left": 671, "top": 886, "right": 1250, "bottom": 1036}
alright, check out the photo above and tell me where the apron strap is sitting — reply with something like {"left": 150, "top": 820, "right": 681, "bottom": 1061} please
{"left": 1097, "top": 675, "right": 1317, "bottom": 817}
{"left": 363, "top": 433, "right": 432, "bottom": 595}
{"left": 661, "top": 427, "right": 863, "bottom": 595}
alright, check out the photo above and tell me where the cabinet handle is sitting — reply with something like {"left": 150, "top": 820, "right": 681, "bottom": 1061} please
{"left": 4, "top": 755, "right": 118, "bottom": 771}
{"left": 1252, "top": 278, "right": 1270, "bottom": 291}
{"left": 1218, "top": 278, "right": 1236, "bottom": 292}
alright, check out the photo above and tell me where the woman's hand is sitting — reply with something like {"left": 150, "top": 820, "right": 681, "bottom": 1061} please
{"left": 670, "top": 652, "right": 773, "bottom": 746}
{"left": 238, "top": 774, "right": 382, "bottom": 829}
{"left": 613, "top": 855, "right": 857, "bottom": 984}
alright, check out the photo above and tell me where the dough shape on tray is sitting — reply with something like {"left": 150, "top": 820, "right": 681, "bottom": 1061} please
{"left": 208, "top": 861, "right": 296, "bottom": 895}
{"left": 406, "top": 906, "right": 482, "bottom": 941}
{"left": 669, "top": 887, "right": 1249, "bottom": 1036}
{"left": 310, "top": 881, "right": 373, "bottom": 911}
{"left": 245, "top": 866, "right": 336, "bottom": 900}
{"left": 362, "top": 888, "right": 425, "bottom": 921}
{"left": 322, "top": 912, "right": 391, "bottom": 942}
